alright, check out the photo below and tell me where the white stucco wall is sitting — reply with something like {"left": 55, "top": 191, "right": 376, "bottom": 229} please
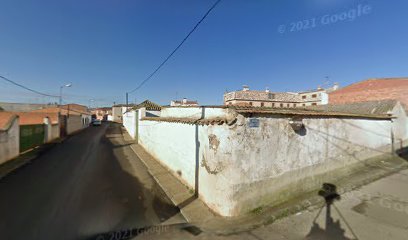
{"left": 82, "top": 114, "right": 91, "bottom": 127}
{"left": 391, "top": 103, "right": 408, "bottom": 148}
{"left": 43, "top": 117, "right": 52, "bottom": 143}
{"left": 139, "top": 120, "right": 197, "bottom": 186}
{"left": 51, "top": 124, "right": 60, "bottom": 141}
{"left": 123, "top": 111, "right": 138, "bottom": 139}
{"left": 0, "top": 117, "right": 20, "bottom": 165}
{"left": 161, "top": 107, "right": 231, "bottom": 118}
{"left": 197, "top": 115, "right": 392, "bottom": 216}
{"left": 135, "top": 107, "right": 394, "bottom": 216}
{"left": 112, "top": 106, "right": 122, "bottom": 122}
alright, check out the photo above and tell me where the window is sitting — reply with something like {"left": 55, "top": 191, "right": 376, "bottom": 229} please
{"left": 294, "top": 104, "right": 297, "bottom": 107}
{"left": 268, "top": 93, "right": 274, "bottom": 99}
{"left": 302, "top": 95, "right": 306, "bottom": 99}
{"left": 261, "top": 102, "right": 264, "bottom": 107}
{"left": 287, "top": 103, "right": 290, "bottom": 107}
{"left": 312, "top": 103, "right": 317, "bottom": 106}
{"left": 249, "top": 102, "right": 253, "bottom": 106}
{"left": 312, "top": 94, "right": 317, "bottom": 98}
{"left": 280, "top": 103, "right": 283, "bottom": 107}
{"left": 272, "top": 103, "right": 275, "bottom": 107}
{"left": 302, "top": 104, "right": 306, "bottom": 107}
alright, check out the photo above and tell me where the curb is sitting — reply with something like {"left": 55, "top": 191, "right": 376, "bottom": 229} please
{"left": 120, "top": 127, "right": 408, "bottom": 235}
{"left": 0, "top": 136, "right": 67, "bottom": 180}
{"left": 119, "top": 127, "right": 214, "bottom": 224}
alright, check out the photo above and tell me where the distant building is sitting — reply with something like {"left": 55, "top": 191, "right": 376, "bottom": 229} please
{"left": 170, "top": 98, "right": 199, "bottom": 107}
{"left": 224, "top": 84, "right": 338, "bottom": 108}
{"left": 91, "top": 107, "right": 112, "bottom": 120}
{"left": 132, "top": 100, "right": 162, "bottom": 117}
{"left": 112, "top": 104, "right": 136, "bottom": 122}
{"left": 329, "top": 78, "right": 408, "bottom": 110}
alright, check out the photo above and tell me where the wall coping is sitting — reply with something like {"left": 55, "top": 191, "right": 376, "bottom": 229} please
{"left": 141, "top": 116, "right": 236, "bottom": 125}
{"left": 0, "top": 114, "right": 18, "bottom": 132}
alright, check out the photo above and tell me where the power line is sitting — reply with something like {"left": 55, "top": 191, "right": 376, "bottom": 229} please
{"left": 127, "top": 0, "right": 222, "bottom": 94}
{"left": 0, "top": 75, "right": 59, "bottom": 98}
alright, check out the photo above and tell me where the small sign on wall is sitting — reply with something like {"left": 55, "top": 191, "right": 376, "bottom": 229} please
{"left": 248, "top": 118, "right": 259, "bottom": 128}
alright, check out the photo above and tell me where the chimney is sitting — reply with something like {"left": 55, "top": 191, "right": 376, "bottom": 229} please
{"left": 265, "top": 87, "right": 270, "bottom": 93}
{"left": 243, "top": 85, "right": 249, "bottom": 91}
{"left": 333, "top": 82, "right": 339, "bottom": 90}
{"left": 182, "top": 98, "right": 187, "bottom": 104}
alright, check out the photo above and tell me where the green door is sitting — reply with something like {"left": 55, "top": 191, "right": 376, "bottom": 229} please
{"left": 20, "top": 124, "right": 45, "bottom": 152}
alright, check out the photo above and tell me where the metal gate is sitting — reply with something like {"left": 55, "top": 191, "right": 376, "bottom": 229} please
{"left": 20, "top": 124, "right": 45, "bottom": 152}
{"left": 60, "top": 115, "right": 67, "bottom": 137}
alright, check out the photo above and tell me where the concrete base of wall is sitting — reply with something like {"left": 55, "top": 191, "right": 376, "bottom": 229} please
{"left": 231, "top": 147, "right": 402, "bottom": 215}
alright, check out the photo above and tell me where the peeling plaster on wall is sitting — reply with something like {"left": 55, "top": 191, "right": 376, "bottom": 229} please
{"left": 208, "top": 134, "right": 220, "bottom": 152}
{"left": 201, "top": 157, "right": 224, "bottom": 175}
{"left": 124, "top": 106, "right": 398, "bottom": 216}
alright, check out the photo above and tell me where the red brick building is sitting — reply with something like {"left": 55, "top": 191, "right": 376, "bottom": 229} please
{"left": 329, "top": 78, "right": 408, "bottom": 109}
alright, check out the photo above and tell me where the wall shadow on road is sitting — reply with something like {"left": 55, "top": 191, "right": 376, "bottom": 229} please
{"left": 83, "top": 123, "right": 181, "bottom": 240}
{"left": 306, "top": 183, "right": 357, "bottom": 240}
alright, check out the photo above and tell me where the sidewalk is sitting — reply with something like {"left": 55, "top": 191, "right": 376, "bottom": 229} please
{"left": 0, "top": 139, "right": 62, "bottom": 180}
{"left": 120, "top": 127, "right": 408, "bottom": 238}
{"left": 121, "top": 128, "right": 216, "bottom": 225}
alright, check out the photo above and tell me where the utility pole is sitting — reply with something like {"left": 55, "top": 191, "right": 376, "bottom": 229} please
{"left": 126, "top": 92, "right": 129, "bottom": 110}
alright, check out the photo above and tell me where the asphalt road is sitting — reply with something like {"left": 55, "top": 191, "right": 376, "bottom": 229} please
{"left": 0, "top": 122, "right": 180, "bottom": 240}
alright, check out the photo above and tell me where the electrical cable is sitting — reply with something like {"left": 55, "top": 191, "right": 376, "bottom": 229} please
{"left": 127, "top": 0, "right": 222, "bottom": 94}
{"left": 0, "top": 75, "right": 59, "bottom": 98}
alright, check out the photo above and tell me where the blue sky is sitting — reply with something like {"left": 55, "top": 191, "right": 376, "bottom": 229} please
{"left": 0, "top": 0, "right": 407, "bottom": 106}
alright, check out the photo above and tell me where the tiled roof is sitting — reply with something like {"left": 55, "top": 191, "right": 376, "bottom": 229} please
{"left": 306, "top": 100, "right": 400, "bottom": 115}
{"left": 61, "top": 104, "right": 88, "bottom": 113}
{"left": 31, "top": 106, "right": 89, "bottom": 116}
{"left": 329, "top": 78, "right": 408, "bottom": 109}
{"left": 142, "top": 117, "right": 235, "bottom": 126}
{"left": 231, "top": 106, "right": 392, "bottom": 119}
{"left": 16, "top": 112, "right": 59, "bottom": 125}
{"left": 113, "top": 103, "right": 137, "bottom": 107}
{"left": 133, "top": 100, "right": 162, "bottom": 111}
{"left": 0, "top": 112, "right": 17, "bottom": 130}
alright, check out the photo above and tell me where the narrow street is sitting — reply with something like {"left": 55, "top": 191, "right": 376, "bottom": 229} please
{"left": 0, "top": 123, "right": 181, "bottom": 240}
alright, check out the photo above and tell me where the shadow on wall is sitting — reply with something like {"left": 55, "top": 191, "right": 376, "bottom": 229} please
{"left": 194, "top": 107, "right": 205, "bottom": 197}
{"left": 305, "top": 126, "right": 408, "bottom": 178}
{"left": 306, "top": 183, "right": 357, "bottom": 240}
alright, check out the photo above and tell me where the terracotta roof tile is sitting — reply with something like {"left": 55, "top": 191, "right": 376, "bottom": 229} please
{"left": 31, "top": 106, "right": 88, "bottom": 116}
{"left": 141, "top": 116, "right": 235, "bottom": 125}
{"left": 231, "top": 106, "right": 391, "bottom": 119}
{"left": 306, "top": 100, "right": 400, "bottom": 115}
{"left": 15, "top": 112, "right": 59, "bottom": 125}
{"left": 133, "top": 100, "right": 162, "bottom": 111}
{"left": 330, "top": 78, "right": 408, "bottom": 109}
{"left": 0, "top": 112, "right": 17, "bottom": 130}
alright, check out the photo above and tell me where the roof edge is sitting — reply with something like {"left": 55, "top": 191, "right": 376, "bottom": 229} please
{"left": 0, "top": 114, "right": 18, "bottom": 131}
